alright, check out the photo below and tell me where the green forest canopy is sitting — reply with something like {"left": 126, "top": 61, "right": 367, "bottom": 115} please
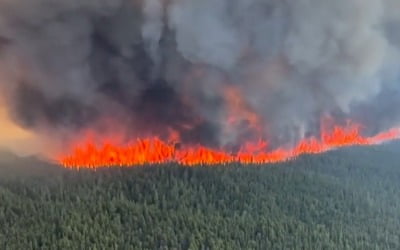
{"left": 0, "top": 143, "right": 399, "bottom": 249}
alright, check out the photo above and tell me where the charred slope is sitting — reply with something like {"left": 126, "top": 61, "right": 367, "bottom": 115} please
{"left": 0, "top": 143, "right": 400, "bottom": 249}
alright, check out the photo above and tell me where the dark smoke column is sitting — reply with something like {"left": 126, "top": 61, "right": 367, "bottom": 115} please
{"left": 0, "top": 0, "right": 398, "bottom": 153}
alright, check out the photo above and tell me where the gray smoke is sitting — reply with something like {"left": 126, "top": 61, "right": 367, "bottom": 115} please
{"left": 0, "top": 0, "right": 399, "bottom": 151}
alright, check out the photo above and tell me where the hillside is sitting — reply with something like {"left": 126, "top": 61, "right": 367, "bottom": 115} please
{"left": 0, "top": 143, "right": 399, "bottom": 249}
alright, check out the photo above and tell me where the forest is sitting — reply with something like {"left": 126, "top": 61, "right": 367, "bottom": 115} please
{"left": 0, "top": 143, "right": 399, "bottom": 249}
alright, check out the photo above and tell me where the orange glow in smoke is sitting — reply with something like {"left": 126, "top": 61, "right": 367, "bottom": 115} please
{"left": 223, "top": 86, "right": 263, "bottom": 133}
{"left": 58, "top": 122, "right": 400, "bottom": 169}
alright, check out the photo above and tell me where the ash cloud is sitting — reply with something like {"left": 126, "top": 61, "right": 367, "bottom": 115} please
{"left": 0, "top": 0, "right": 399, "bottom": 152}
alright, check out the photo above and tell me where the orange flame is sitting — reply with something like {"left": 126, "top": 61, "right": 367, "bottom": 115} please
{"left": 58, "top": 122, "right": 400, "bottom": 169}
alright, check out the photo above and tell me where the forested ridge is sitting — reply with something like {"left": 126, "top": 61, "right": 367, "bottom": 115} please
{"left": 0, "top": 144, "right": 400, "bottom": 249}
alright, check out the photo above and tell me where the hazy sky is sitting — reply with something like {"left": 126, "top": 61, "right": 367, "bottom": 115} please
{"left": 0, "top": 104, "right": 41, "bottom": 155}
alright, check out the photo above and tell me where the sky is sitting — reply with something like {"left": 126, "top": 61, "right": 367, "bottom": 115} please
{"left": 0, "top": 104, "right": 41, "bottom": 155}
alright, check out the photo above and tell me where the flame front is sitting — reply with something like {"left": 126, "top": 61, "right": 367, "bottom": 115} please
{"left": 59, "top": 123, "right": 400, "bottom": 169}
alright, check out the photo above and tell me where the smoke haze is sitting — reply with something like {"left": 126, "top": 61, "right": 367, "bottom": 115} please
{"left": 0, "top": 0, "right": 399, "bottom": 154}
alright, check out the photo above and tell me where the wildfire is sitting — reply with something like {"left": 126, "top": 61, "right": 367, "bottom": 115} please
{"left": 58, "top": 122, "right": 400, "bottom": 169}
{"left": 223, "top": 86, "right": 263, "bottom": 133}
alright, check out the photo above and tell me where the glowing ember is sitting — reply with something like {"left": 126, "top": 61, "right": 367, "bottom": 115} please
{"left": 58, "top": 122, "right": 400, "bottom": 169}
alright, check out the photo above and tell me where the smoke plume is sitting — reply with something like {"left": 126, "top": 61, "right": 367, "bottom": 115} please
{"left": 0, "top": 0, "right": 399, "bottom": 154}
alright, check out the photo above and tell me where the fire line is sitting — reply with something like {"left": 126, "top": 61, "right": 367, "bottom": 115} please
{"left": 58, "top": 123, "right": 400, "bottom": 169}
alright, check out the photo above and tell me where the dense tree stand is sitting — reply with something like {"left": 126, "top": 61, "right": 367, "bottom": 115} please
{"left": 0, "top": 144, "right": 399, "bottom": 249}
